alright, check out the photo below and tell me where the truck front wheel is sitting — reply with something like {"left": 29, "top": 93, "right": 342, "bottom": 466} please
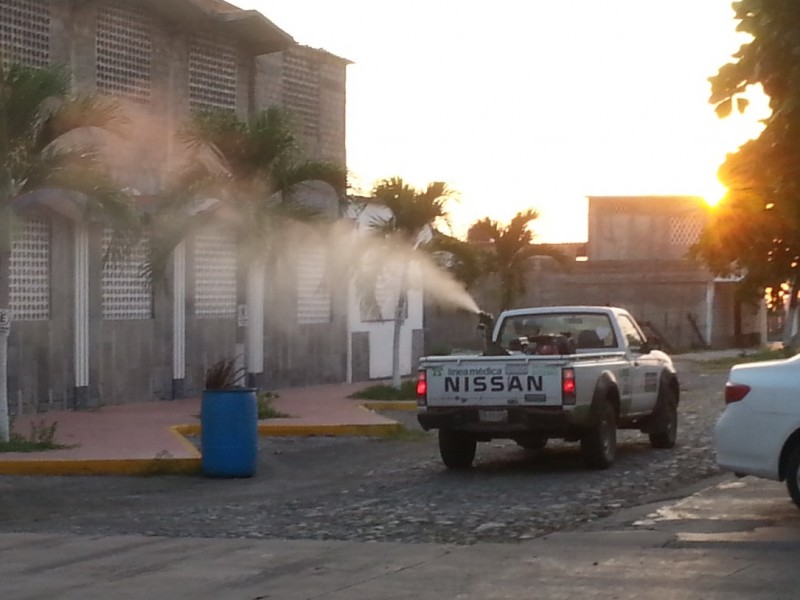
{"left": 581, "top": 398, "right": 617, "bottom": 469}
{"left": 438, "top": 429, "right": 476, "bottom": 469}
{"left": 649, "top": 384, "right": 678, "bottom": 449}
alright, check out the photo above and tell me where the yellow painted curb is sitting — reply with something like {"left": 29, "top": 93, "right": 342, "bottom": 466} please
{"left": 360, "top": 400, "right": 418, "bottom": 411}
{"left": 0, "top": 404, "right": 408, "bottom": 476}
{"left": 171, "top": 425, "right": 202, "bottom": 457}
{"left": 0, "top": 457, "right": 201, "bottom": 476}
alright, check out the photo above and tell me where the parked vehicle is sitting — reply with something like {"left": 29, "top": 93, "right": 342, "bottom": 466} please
{"left": 715, "top": 353, "right": 800, "bottom": 508}
{"left": 416, "top": 306, "right": 679, "bottom": 469}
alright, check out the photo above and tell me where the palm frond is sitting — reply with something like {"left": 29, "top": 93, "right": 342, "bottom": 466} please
{"left": 281, "top": 161, "right": 347, "bottom": 195}
{"left": 35, "top": 94, "right": 128, "bottom": 153}
{"left": 1, "top": 63, "right": 69, "bottom": 147}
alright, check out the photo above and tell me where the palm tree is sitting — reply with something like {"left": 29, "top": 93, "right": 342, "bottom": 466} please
{"left": 0, "top": 62, "right": 137, "bottom": 441}
{"left": 360, "top": 177, "right": 452, "bottom": 388}
{"left": 468, "top": 209, "right": 565, "bottom": 310}
{"left": 147, "top": 107, "right": 346, "bottom": 388}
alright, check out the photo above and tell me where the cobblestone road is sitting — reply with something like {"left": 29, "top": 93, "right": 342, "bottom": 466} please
{"left": 0, "top": 359, "right": 729, "bottom": 545}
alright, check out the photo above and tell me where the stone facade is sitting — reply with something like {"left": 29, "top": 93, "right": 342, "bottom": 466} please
{"left": 3, "top": 0, "right": 351, "bottom": 413}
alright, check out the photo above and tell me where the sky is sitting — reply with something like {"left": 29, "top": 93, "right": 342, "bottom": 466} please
{"left": 235, "top": 0, "right": 770, "bottom": 242}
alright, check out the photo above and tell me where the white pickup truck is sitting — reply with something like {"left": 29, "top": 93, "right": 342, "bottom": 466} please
{"left": 416, "top": 306, "right": 679, "bottom": 469}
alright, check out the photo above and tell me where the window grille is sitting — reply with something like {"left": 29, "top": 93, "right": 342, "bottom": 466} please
{"left": 194, "top": 230, "right": 236, "bottom": 318}
{"left": 0, "top": 0, "right": 49, "bottom": 67}
{"left": 669, "top": 216, "right": 704, "bottom": 246}
{"left": 297, "top": 246, "right": 331, "bottom": 324}
{"left": 189, "top": 34, "right": 237, "bottom": 111}
{"left": 101, "top": 228, "right": 152, "bottom": 320}
{"left": 10, "top": 217, "right": 50, "bottom": 321}
{"left": 283, "top": 52, "right": 320, "bottom": 137}
{"left": 96, "top": 1, "right": 152, "bottom": 104}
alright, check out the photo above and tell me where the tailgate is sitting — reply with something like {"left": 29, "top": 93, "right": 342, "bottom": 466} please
{"left": 421, "top": 360, "right": 563, "bottom": 407}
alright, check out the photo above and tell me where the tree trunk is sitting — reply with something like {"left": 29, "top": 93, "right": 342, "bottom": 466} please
{"left": 0, "top": 216, "right": 10, "bottom": 443}
{"left": 391, "top": 264, "right": 409, "bottom": 389}
{"left": 783, "top": 278, "right": 800, "bottom": 350}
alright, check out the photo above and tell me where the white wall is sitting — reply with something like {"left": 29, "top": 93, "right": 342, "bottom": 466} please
{"left": 346, "top": 202, "right": 424, "bottom": 380}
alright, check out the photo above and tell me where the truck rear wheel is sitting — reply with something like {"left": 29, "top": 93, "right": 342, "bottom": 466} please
{"left": 438, "top": 429, "right": 476, "bottom": 469}
{"left": 581, "top": 398, "right": 617, "bottom": 469}
{"left": 649, "top": 384, "right": 678, "bottom": 449}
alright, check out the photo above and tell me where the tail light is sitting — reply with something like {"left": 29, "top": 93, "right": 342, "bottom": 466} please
{"left": 725, "top": 382, "right": 750, "bottom": 404}
{"left": 562, "top": 367, "right": 576, "bottom": 405}
{"left": 416, "top": 370, "right": 427, "bottom": 406}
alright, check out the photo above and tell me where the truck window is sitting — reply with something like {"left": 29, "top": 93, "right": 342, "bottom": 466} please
{"left": 498, "top": 313, "right": 618, "bottom": 351}
{"left": 617, "top": 314, "right": 646, "bottom": 352}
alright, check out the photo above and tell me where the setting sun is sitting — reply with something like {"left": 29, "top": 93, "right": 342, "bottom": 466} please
{"left": 237, "top": 0, "right": 770, "bottom": 241}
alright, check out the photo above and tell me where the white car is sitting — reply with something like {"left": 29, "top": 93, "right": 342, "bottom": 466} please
{"left": 714, "top": 353, "right": 800, "bottom": 508}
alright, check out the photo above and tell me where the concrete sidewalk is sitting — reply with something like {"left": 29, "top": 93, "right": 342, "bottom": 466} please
{"left": 0, "top": 382, "right": 412, "bottom": 476}
{"left": 2, "top": 476, "right": 798, "bottom": 599}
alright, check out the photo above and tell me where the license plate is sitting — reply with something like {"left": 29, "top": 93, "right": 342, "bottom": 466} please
{"left": 479, "top": 409, "right": 508, "bottom": 423}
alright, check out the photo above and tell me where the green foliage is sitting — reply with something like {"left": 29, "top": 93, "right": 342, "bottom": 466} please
{"left": 146, "top": 106, "right": 347, "bottom": 285}
{"left": 468, "top": 210, "right": 566, "bottom": 310}
{"left": 348, "top": 380, "right": 418, "bottom": 401}
{"left": 204, "top": 358, "right": 246, "bottom": 390}
{"left": 695, "top": 348, "right": 795, "bottom": 372}
{"left": 377, "top": 428, "right": 429, "bottom": 442}
{"left": 428, "top": 232, "right": 484, "bottom": 289}
{"left": 427, "top": 344, "right": 452, "bottom": 356}
{"left": 697, "top": 0, "right": 800, "bottom": 300}
{"left": 371, "top": 178, "right": 451, "bottom": 240}
{"left": 256, "top": 391, "right": 289, "bottom": 419}
{"left": 0, "top": 419, "right": 69, "bottom": 453}
{"left": 0, "top": 62, "right": 138, "bottom": 245}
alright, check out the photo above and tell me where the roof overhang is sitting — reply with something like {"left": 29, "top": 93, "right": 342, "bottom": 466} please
{"left": 139, "top": 0, "right": 296, "bottom": 56}
{"left": 216, "top": 10, "right": 295, "bottom": 55}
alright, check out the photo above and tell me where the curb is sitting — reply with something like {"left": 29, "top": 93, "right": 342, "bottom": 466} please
{"left": 359, "top": 400, "right": 418, "bottom": 411}
{"left": 176, "top": 421, "right": 405, "bottom": 439}
{"left": 0, "top": 411, "right": 407, "bottom": 477}
{"left": 0, "top": 457, "right": 201, "bottom": 476}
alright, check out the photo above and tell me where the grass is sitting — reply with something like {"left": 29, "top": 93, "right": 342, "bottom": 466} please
{"left": 257, "top": 391, "right": 290, "bottom": 419}
{"left": 348, "top": 379, "right": 417, "bottom": 401}
{"left": 696, "top": 348, "right": 795, "bottom": 372}
{"left": 378, "top": 428, "right": 430, "bottom": 442}
{"left": 0, "top": 420, "right": 72, "bottom": 453}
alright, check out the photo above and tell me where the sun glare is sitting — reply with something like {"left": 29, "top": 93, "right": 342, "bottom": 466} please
{"left": 702, "top": 179, "right": 728, "bottom": 207}
{"left": 238, "top": 0, "right": 771, "bottom": 242}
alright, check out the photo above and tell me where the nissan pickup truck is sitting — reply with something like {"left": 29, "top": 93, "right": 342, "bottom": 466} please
{"left": 416, "top": 306, "right": 679, "bottom": 469}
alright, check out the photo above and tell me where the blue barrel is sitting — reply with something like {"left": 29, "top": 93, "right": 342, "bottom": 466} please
{"left": 201, "top": 389, "right": 258, "bottom": 478}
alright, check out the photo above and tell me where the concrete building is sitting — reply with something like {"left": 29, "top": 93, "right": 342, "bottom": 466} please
{"left": 3, "top": 0, "right": 354, "bottom": 414}
{"left": 345, "top": 202, "right": 425, "bottom": 382}
{"left": 426, "top": 195, "right": 766, "bottom": 353}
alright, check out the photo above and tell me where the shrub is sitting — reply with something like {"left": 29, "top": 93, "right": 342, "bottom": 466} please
{"left": 257, "top": 391, "right": 289, "bottom": 419}
{"left": 0, "top": 419, "right": 70, "bottom": 453}
{"left": 348, "top": 380, "right": 417, "bottom": 401}
{"left": 204, "top": 357, "right": 245, "bottom": 390}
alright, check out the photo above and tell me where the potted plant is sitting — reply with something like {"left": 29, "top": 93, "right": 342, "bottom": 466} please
{"left": 200, "top": 357, "right": 258, "bottom": 478}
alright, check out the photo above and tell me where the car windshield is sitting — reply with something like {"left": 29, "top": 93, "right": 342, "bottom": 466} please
{"left": 497, "top": 312, "right": 618, "bottom": 351}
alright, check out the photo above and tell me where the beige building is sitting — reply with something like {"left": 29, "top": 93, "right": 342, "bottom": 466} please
{"left": 427, "top": 195, "right": 766, "bottom": 353}
{"left": 3, "top": 0, "right": 353, "bottom": 413}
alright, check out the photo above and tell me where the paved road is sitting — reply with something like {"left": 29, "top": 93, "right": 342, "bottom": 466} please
{"left": 6, "top": 356, "right": 800, "bottom": 598}
{"left": 2, "top": 476, "right": 799, "bottom": 599}
{"left": 0, "top": 358, "right": 727, "bottom": 544}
